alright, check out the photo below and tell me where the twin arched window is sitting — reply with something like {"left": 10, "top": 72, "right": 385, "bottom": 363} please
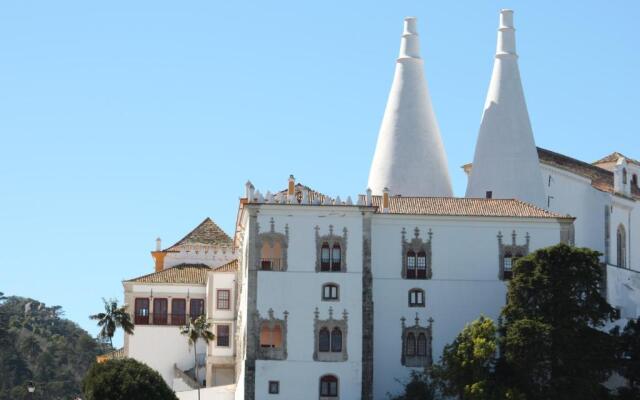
{"left": 405, "top": 332, "right": 427, "bottom": 357}
{"left": 321, "top": 242, "right": 342, "bottom": 272}
{"left": 318, "top": 327, "right": 343, "bottom": 353}
{"left": 319, "top": 374, "right": 338, "bottom": 397}
{"left": 260, "top": 323, "right": 283, "bottom": 349}
{"left": 617, "top": 225, "right": 627, "bottom": 268}
{"left": 406, "top": 250, "right": 427, "bottom": 279}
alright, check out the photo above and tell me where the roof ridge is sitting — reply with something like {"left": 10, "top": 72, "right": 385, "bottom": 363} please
{"left": 165, "top": 217, "right": 232, "bottom": 250}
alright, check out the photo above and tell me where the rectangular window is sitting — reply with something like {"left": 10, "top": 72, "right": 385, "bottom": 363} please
{"left": 268, "top": 381, "right": 279, "bottom": 394}
{"left": 322, "top": 284, "right": 339, "bottom": 300}
{"left": 190, "top": 299, "right": 205, "bottom": 320}
{"left": 171, "top": 299, "right": 186, "bottom": 325}
{"left": 217, "top": 324, "right": 230, "bottom": 347}
{"left": 134, "top": 298, "right": 149, "bottom": 325}
{"left": 409, "top": 290, "right": 424, "bottom": 307}
{"left": 153, "top": 298, "right": 168, "bottom": 325}
{"left": 217, "top": 290, "right": 231, "bottom": 310}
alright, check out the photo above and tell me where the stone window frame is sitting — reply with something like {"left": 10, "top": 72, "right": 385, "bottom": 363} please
{"left": 401, "top": 227, "right": 433, "bottom": 279}
{"left": 321, "top": 283, "right": 340, "bottom": 302}
{"left": 400, "top": 314, "right": 433, "bottom": 368}
{"left": 315, "top": 225, "right": 348, "bottom": 272}
{"left": 256, "top": 218, "right": 289, "bottom": 271}
{"left": 313, "top": 307, "right": 348, "bottom": 362}
{"left": 408, "top": 288, "right": 425, "bottom": 308}
{"left": 255, "top": 308, "right": 289, "bottom": 360}
{"left": 268, "top": 381, "right": 280, "bottom": 394}
{"left": 497, "top": 230, "right": 530, "bottom": 280}
{"left": 319, "top": 374, "right": 339, "bottom": 399}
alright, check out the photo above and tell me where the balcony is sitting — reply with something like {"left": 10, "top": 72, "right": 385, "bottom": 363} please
{"left": 259, "top": 258, "right": 284, "bottom": 271}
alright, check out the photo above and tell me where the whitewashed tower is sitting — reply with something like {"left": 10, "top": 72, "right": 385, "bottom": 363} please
{"left": 466, "top": 10, "right": 545, "bottom": 208}
{"left": 368, "top": 17, "right": 453, "bottom": 197}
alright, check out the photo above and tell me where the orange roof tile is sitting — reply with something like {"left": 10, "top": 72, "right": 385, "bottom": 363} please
{"left": 125, "top": 264, "right": 211, "bottom": 285}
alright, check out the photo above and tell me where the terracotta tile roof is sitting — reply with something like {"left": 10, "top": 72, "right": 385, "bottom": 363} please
{"left": 165, "top": 218, "right": 232, "bottom": 250}
{"left": 125, "top": 264, "right": 211, "bottom": 285}
{"left": 593, "top": 152, "right": 640, "bottom": 167}
{"left": 537, "top": 147, "right": 639, "bottom": 199}
{"left": 359, "top": 195, "right": 572, "bottom": 219}
{"left": 213, "top": 259, "right": 238, "bottom": 272}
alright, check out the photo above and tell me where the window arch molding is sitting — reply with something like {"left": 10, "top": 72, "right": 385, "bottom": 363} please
{"left": 401, "top": 314, "right": 433, "bottom": 368}
{"left": 498, "top": 230, "right": 530, "bottom": 280}
{"left": 315, "top": 225, "right": 348, "bottom": 272}
{"left": 319, "top": 374, "right": 339, "bottom": 398}
{"left": 617, "top": 224, "right": 627, "bottom": 268}
{"left": 255, "top": 308, "right": 289, "bottom": 360}
{"left": 313, "top": 307, "right": 348, "bottom": 362}
{"left": 256, "top": 218, "right": 289, "bottom": 271}
{"left": 401, "top": 227, "right": 433, "bottom": 279}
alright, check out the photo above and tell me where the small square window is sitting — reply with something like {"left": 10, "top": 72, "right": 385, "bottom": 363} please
{"left": 268, "top": 380, "right": 280, "bottom": 394}
{"left": 322, "top": 284, "right": 339, "bottom": 301}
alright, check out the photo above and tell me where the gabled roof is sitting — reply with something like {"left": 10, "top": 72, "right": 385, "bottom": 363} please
{"left": 165, "top": 218, "right": 232, "bottom": 251}
{"left": 359, "top": 195, "right": 571, "bottom": 220}
{"left": 592, "top": 152, "right": 640, "bottom": 167}
{"left": 125, "top": 264, "right": 211, "bottom": 285}
{"left": 213, "top": 259, "right": 238, "bottom": 272}
{"left": 537, "top": 148, "right": 639, "bottom": 199}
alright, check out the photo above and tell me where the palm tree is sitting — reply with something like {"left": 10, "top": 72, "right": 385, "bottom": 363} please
{"left": 181, "top": 315, "right": 215, "bottom": 400}
{"left": 90, "top": 298, "right": 135, "bottom": 348}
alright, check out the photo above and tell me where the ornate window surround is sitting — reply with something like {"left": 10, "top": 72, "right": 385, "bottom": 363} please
{"left": 315, "top": 225, "right": 348, "bottom": 272}
{"left": 255, "top": 308, "right": 289, "bottom": 360}
{"left": 400, "top": 314, "right": 433, "bottom": 368}
{"left": 313, "top": 307, "right": 348, "bottom": 362}
{"left": 497, "top": 230, "right": 530, "bottom": 280}
{"left": 256, "top": 218, "right": 289, "bottom": 271}
{"left": 401, "top": 227, "right": 433, "bottom": 279}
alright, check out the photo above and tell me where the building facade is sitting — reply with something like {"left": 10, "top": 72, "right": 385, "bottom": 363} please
{"left": 113, "top": 9, "right": 639, "bottom": 400}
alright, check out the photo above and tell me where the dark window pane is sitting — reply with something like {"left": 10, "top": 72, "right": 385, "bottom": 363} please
{"left": 417, "top": 333, "right": 427, "bottom": 356}
{"left": 217, "top": 325, "right": 230, "bottom": 347}
{"left": 319, "top": 328, "right": 330, "bottom": 352}
{"left": 331, "top": 328, "right": 342, "bottom": 352}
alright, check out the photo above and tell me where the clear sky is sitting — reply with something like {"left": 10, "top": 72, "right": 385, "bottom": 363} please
{"left": 1, "top": 1, "right": 638, "bottom": 345}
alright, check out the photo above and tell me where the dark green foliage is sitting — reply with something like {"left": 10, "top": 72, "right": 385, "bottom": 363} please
{"left": 82, "top": 358, "right": 178, "bottom": 400}
{"left": 0, "top": 294, "right": 100, "bottom": 400}
{"left": 615, "top": 318, "right": 640, "bottom": 396}
{"left": 389, "top": 371, "right": 437, "bottom": 400}
{"left": 502, "top": 244, "right": 617, "bottom": 400}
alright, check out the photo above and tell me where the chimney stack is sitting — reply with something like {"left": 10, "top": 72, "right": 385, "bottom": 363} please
{"left": 151, "top": 238, "right": 166, "bottom": 272}
{"left": 382, "top": 187, "right": 390, "bottom": 212}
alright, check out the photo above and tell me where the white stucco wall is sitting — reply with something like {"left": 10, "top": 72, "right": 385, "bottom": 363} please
{"left": 371, "top": 215, "right": 565, "bottom": 398}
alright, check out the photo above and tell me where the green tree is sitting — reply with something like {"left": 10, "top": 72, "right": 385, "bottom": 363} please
{"left": 502, "top": 243, "right": 616, "bottom": 400}
{"left": 90, "top": 298, "right": 135, "bottom": 347}
{"left": 82, "top": 358, "right": 178, "bottom": 400}
{"left": 433, "top": 316, "right": 503, "bottom": 400}
{"left": 181, "top": 315, "right": 215, "bottom": 400}
{"left": 389, "top": 370, "right": 437, "bottom": 400}
{"left": 614, "top": 318, "right": 640, "bottom": 399}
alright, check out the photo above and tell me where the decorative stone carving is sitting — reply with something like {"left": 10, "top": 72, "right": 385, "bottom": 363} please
{"left": 313, "top": 307, "right": 348, "bottom": 362}
{"left": 401, "top": 227, "right": 433, "bottom": 279}
{"left": 255, "top": 308, "right": 288, "bottom": 361}
{"left": 497, "top": 230, "right": 530, "bottom": 280}
{"left": 315, "top": 225, "right": 348, "bottom": 272}
{"left": 255, "top": 218, "right": 289, "bottom": 271}
{"left": 400, "top": 314, "right": 433, "bottom": 368}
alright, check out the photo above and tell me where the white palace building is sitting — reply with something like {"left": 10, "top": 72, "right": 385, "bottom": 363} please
{"left": 111, "top": 10, "right": 640, "bottom": 400}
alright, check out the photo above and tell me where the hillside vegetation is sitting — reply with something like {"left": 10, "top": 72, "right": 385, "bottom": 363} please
{"left": 0, "top": 293, "right": 102, "bottom": 400}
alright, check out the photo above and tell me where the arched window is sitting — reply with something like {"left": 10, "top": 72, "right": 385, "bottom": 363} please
{"left": 260, "top": 240, "right": 283, "bottom": 270}
{"left": 406, "top": 333, "right": 416, "bottom": 356}
{"left": 318, "top": 328, "right": 330, "bottom": 352}
{"left": 504, "top": 252, "right": 513, "bottom": 272}
{"left": 330, "top": 328, "right": 342, "bottom": 353}
{"left": 623, "top": 168, "right": 628, "bottom": 184}
{"left": 617, "top": 225, "right": 627, "bottom": 268}
{"left": 633, "top": 174, "right": 638, "bottom": 187}
{"left": 322, "top": 283, "right": 339, "bottom": 301}
{"left": 408, "top": 289, "right": 425, "bottom": 307}
{"left": 319, "top": 375, "right": 338, "bottom": 397}
{"left": 406, "top": 250, "right": 416, "bottom": 279}
{"left": 321, "top": 243, "right": 331, "bottom": 271}
{"left": 417, "top": 333, "right": 427, "bottom": 356}
{"left": 331, "top": 244, "right": 341, "bottom": 271}
{"left": 416, "top": 251, "right": 427, "bottom": 279}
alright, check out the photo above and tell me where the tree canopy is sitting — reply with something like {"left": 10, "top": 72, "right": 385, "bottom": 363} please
{"left": 82, "top": 358, "right": 178, "bottom": 400}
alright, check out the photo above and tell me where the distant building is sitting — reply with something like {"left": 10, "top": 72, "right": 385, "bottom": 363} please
{"left": 119, "top": 10, "right": 639, "bottom": 400}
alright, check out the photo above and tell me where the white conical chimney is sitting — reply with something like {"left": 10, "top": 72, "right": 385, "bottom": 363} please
{"left": 368, "top": 17, "right": 453, "bottom": 197}
{"left": 466, "top": 10, "right": 545, "bottom": 208}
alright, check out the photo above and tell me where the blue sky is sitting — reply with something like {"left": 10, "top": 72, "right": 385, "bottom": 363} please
{"left": 1, "top": 1, "right": 638, "bottom": 344}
